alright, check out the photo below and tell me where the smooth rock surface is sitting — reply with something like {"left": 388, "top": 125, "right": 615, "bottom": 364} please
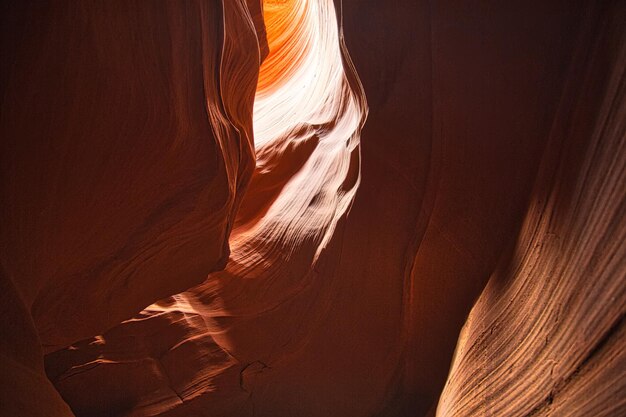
{"left": 1, "top": 1, "right": 624, "bottom": 416}
{"left": 1, "top": 1, "right": 260, "bottom": 415}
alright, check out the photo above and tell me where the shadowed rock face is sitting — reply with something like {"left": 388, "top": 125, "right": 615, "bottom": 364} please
{"left": 1, "top": 1, "right": 259, "bottom": 415}
{"left": 1, "top": 1, "right": 625, "bottom": 416}
{"left": 438, "top": 3, "right": 626, "bottom": 415}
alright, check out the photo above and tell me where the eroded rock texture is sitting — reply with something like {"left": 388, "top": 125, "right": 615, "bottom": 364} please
{"left": 1, "top": 0, "right": 624, "bottom": 416}
{"left": 438, "top": 3, "right": 626, "bottom": 415}
{"left": 1, "top": 1, "right": 260, "bottom": 415}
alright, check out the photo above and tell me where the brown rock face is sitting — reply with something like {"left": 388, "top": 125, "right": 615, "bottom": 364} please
{"left": 1, "top": 1, "right": 259, "bottom": 415}
{"left": 2, "top": 0, "right": 624, "bottom": 416}
{"left": 438, "top": 3, "right": 626, "bottom": 415}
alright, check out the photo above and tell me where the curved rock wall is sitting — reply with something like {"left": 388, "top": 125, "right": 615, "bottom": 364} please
{"left": 46, "top": 0, "right": 369, "bottom": 415}
{"left": 338, "top": 1, "right": 616, "bottom": 415}
{"left": 2, "top": 1, "right": 624, "bottom": 416}
{"left": 437, "top": 2, "right": 626, "bottom": 415}
{"left": 1, "top": 1, "right": 260, "bottom": 415}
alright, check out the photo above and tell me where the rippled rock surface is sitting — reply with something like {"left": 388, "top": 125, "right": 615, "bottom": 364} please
{"left": 1, "top": 1, "right": 624, "bottom": 416}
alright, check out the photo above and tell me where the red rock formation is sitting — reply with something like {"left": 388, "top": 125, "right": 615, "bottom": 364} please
{"left": 1, "top": 1, "right": 260, "bottom": 415}
{"left": 438, "top": 3, "right": 626, "bottom": 415}
{"left": 1, "top": 0, "right": 624, "bottom": 416}
{"left": 46, "top": 0, "right": 369, "bottom": 415}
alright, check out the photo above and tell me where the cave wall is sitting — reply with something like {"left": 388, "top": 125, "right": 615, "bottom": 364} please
{"left": 1, "top": 1, "right": 624, "bottom": 416}
{"left": 340, "top": 1, "right": 608, "bottom": 415}
{"left": 1, "top": 1, "right": 260, "bottom": 415}
{"left": 438, "top": 2, "right": 626, "bottom": 415}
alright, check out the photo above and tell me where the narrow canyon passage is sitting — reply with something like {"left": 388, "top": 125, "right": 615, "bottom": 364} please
{"left": 1, "top": 1, "right": 625, "bottom": 417}
{"left": 45, "top": 0, "right": 370, "bottom": 415}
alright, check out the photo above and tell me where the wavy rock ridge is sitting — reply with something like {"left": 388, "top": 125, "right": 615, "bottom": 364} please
{"left": 1, "top": 1, "right": 624, "bottom": 416}
{"left": 45, "top": 0, "right": 368, "bottom": 415}
{"left": 2, "top": 1, "right": 259, "bottom": 415}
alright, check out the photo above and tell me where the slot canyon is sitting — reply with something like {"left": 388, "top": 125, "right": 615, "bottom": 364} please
{"left": 1, "top": 0, "right": 625, "bottom": 416}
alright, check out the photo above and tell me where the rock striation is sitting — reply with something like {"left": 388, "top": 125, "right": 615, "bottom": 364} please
{"left": 1, "top": 1, "right": 624, "bottom": 416}
{"left": 2, "top": 1, "right": 260, "bottom": 415}
{"left": 437, "top": 2, "right": 626, "bottom": 415}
